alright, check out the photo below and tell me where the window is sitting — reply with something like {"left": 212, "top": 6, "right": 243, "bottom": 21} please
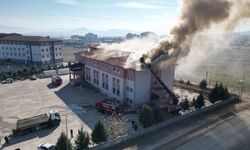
{"left": 59, "top": 53, "right": 62, "bottom": 56}
{"left": 130, "top": 99, "right": 133, "bottom": 104}
{"left": 116, "top": 79, "right": 120, "bottom": 96}
{"left": 2, "top": 47, "right": 4, "bottom": 50}
{"left": 105, "top": 75, "right": 108, "bottom": 90}
{"left": 127, "top": 98, "right": 129, "bottom": 102}
{"left": 22, "top": 48, "right": 25, "bottom": 51}
{"left": 41, "top": 49, "right": 44, "bottom": 52}
{"left": 18, "top": 53, "right": 21, "bottom": 57}
{"left": 102, "top": 73, "right": 105, "bottom": 89}
{"left": 46, "top": 49, "right": 49, "bottom": 52}
{"left": 130, "top": 88, "right": 133, "bottom": 93}
{"left": 126, "top": 86, "right": 129, "bottom": 91}
{"left": 113, "top": 77, "right": 116, "bottom": 94}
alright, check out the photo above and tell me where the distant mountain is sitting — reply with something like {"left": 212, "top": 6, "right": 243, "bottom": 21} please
{"left": 0, "top": 24, "right": 140, "bottom": 38}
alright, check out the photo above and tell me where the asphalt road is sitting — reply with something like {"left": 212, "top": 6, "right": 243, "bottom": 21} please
{"left": 107, "top": 101, "right": 250, "bottom": 150}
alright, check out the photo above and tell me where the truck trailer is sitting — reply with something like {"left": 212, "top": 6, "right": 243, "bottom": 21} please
{"left": 12, "top": 110, "right": 61, "bottom": 136}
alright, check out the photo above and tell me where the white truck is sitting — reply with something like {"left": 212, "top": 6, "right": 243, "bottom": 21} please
{"left": 12, "top": 111, "right": 61, "bottom": 136}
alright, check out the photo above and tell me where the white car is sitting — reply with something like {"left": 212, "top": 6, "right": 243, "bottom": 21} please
{"left": 1, "top": 78, "right": 14, "bottom": 84}
{"left": 37, "top": 143, "right": 55, "bottom": 150}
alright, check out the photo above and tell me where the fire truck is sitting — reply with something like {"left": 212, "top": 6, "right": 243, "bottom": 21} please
{"left": 96, "top": 99, "right": 121, "bottom": 114}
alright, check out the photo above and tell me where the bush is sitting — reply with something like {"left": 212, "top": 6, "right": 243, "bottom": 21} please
{"left": 74, "top": 128, "right": 90, "bottom": 150}
{"left": 195, "top": 92, "right": 205, "bottom": 110}
{"left": 153, "top": 107, "right": 163, "bottom": 124}
{"left": 187, "top": 80, "right": 191, "bottom": 85}
{"left": 56, "top": 132, "right": 72, "bottom": 150}
{"left": 199, "top": 79, "right": 207, "bottom": 89}
{"left": 181, "top": 98, "right": 190, "bottom": 111}
{"left": 139, "top": 104, "right": 154, "bottom": 128}
{"left": 91, "top": 120, "right": 107, "bottom": 144}
{"left": 179, "top": 79, "right": 184, "bottom": 84}
{"left": 209, "top": 82, "right": 230, "bottom": 103}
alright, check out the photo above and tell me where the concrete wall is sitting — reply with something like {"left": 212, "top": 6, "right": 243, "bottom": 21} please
{"left": 134, "top": 70, "right": 151, "bottom": 106}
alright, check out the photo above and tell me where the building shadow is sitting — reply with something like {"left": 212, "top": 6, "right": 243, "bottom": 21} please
{"left": 54, "top": 82, "right": 109, "bottom": 129}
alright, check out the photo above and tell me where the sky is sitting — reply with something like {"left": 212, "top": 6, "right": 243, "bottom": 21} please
{"left": 0, "top": 0, "right": 180, "bottom": 35}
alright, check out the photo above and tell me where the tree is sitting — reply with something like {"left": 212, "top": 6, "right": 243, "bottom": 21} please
{"left": 199, "top": 79, "right": 207, "bottom": 89}
{"left": 139, "top": 104, "right": 154, "bottom": 128}
{"left": 195, "top": 92, "right": 205, "bottom": 110}
{"left": 208, "top": 83, "right": 218, "bottom": 104}
{"left": 153, "top": 107, "right": 163, "bottom": 124}
{"left": 187, "top": 80, "right": 191, "bottom": 85}
{"left": 181, "top": 98, "right": 190, "bottom": 111}
{"left": 91, "top": 120, "right": 107, "bottom": 144}
{"left": 105, "top": 116, "right": 125, "bottom": 139}
{"left": 56, "top": 132, "right": 73, "bottom": 150}
{"left": 74, "top": 128, "right": 90, "bottom": 150}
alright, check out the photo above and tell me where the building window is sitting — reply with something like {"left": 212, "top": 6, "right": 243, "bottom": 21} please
{"left": 93, "top": 70, "right": 99, "bottom": 85}
{"left": 46, "top": 49, "right": 49, "bottom": 52}
{"left": 130, "top": 99, "right": 133, "bottom": 104}
{"left": 41, "top": 49, "right": 44, "bottom": 52}
{"left": 116, "top": 79, "right": 120, "bottom": 96}
{"left": 59, "top": 53, "right": 62, "bottom": 56}
{"left": 130, "top": 88, "right": 133, "bottom": 93}
{"left": 127, "top": 86, "right": 129, "bottom": 91}
{"left": 113, "top": 77, "right": 116, "bottom": 94}
{"left": 105, "top": 74, "right": 108, "bottom": 90}
{"left": 2, "top": 47, "right": 4, "bottom": 50}
{"left": 102, "top": 73, "right": 105, "bottom": 89}
{"left": 127, "top": 98, "right": 129, "bottom": 102}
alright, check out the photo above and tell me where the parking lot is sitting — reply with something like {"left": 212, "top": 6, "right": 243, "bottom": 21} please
{"left": 0, "top": 75, "right": 114, "bottom": 149}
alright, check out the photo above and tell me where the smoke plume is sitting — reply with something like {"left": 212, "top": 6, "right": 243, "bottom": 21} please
{"left": 145, "top": 0, "right": 250, "bottom": 65}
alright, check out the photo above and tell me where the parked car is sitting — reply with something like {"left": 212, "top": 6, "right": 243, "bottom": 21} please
{"left": 37, "top": 143, "right": 55, "bottom": 150}
{"left": 1, "top": 78, "right": 14, "bottom": 84}
{"left": 29, "top": 75, "right": 37, "bottom": 80}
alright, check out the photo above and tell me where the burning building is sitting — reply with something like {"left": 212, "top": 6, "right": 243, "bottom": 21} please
{"left": 69, "top": 47, "right": 175, "bottom": 108}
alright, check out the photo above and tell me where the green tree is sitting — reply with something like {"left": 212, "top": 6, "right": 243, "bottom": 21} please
{"left": 223, "top": 86, "right": 230, "bottom": 100}
{"left": 74, "top": 128, "right": 90, "bottom": 150}
{"left": 199, "top": 79, "right": 207, "bottom": 89}
{"left": 208, "top": 83, "right": 219, "bottom": 104}
{"left": 195, "top": 92, "right": 205, "bottom": 110}
{"left": 139, "top": 104, "right": 154, "bottom": 128}
{"left": 153, "top": 107, "right": 163, "bottom": 124}
{"left": 181, "top": 98, "right": 190, "bottom": 111}
{"left": 91, "top": 120, "right": 107, "bottom": 144}
{"left": 187, "top": 80, "right": 191, "bottom": 85}
{"left": 56, "top": 132, "right": 73, "bottom": 150}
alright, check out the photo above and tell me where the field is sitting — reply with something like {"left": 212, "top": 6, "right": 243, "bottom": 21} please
{"left": 62, "top": 46, "right": 87, "bottom": 62}
{"left": 176, "top": 46, "right": 250, "bottom": 99}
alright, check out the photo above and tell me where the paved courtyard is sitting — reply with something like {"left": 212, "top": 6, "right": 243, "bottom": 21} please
{"left": 0, "top": 75, "right": 110, "bottom": 149}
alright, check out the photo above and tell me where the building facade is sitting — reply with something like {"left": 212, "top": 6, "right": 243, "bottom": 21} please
{"left": 0, "top": 34, "right": 63, "bottom": 65}
{"left": 70, "top": 50, "right": 175, "bottom": 108}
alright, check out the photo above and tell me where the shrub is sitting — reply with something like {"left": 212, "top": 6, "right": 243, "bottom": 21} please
{"left": 74, "top": 128, "right": 90, "bottom": 150}
{"left": 199, "top": 79, "right": 207, "bottom": 89}
{"left": 187, "top": 80, "right": 191, "bottom": 85}
{"left": 195, "top": 92, "right": 205, "bottom": 110}
{"left": 181, "top": 98, "right": 190, "bottom": 111}
{"left": 153, "top": 107, "right": 163, "bottom": 124}
{"left": 56, "top": 132, "right": 72, "bottom": 150}
{"left": 91, "top": 120, "right": 107, "bottom": 144}
{"left": 139, "top": 104, "right": 154, "bottom": 128}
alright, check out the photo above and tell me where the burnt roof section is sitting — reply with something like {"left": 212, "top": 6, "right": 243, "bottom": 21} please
{"left": 0, "top": 35, "right": 60, "bottom": 42}
{"left": 76, "top": 49, "right": 136, "bottom": 69}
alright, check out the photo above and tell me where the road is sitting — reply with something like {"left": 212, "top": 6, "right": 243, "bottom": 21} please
{"left": 107, "top": 101, "right": 250, "bottom": 150}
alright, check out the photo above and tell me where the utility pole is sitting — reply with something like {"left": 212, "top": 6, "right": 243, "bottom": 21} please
{"left": 66, "top": 114, "right": 68, "bottom": 150}
{"left": 205, "top": 71, "right": 208, "bottom": 82}
{"left": 209, "top": 70, "right": 213, "bottom": 88}
{"left": 240, "top": 72, "right": 246, "bottom": 100}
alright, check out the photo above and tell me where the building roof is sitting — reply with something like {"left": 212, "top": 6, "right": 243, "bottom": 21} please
{"left": 0, "top": 35, "right": 60, "bottom": 42}
{"left": 76, "top": 49, "right": 143, "bottom": 70}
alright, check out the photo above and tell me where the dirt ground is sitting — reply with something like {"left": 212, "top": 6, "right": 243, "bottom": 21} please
{"left": 62, "top": 46, "right": 87, "bottom": 62}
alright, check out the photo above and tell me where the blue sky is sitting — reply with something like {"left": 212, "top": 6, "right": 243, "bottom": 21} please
{"left": 0, "top": 0, "right": 180, "bottom": 34}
